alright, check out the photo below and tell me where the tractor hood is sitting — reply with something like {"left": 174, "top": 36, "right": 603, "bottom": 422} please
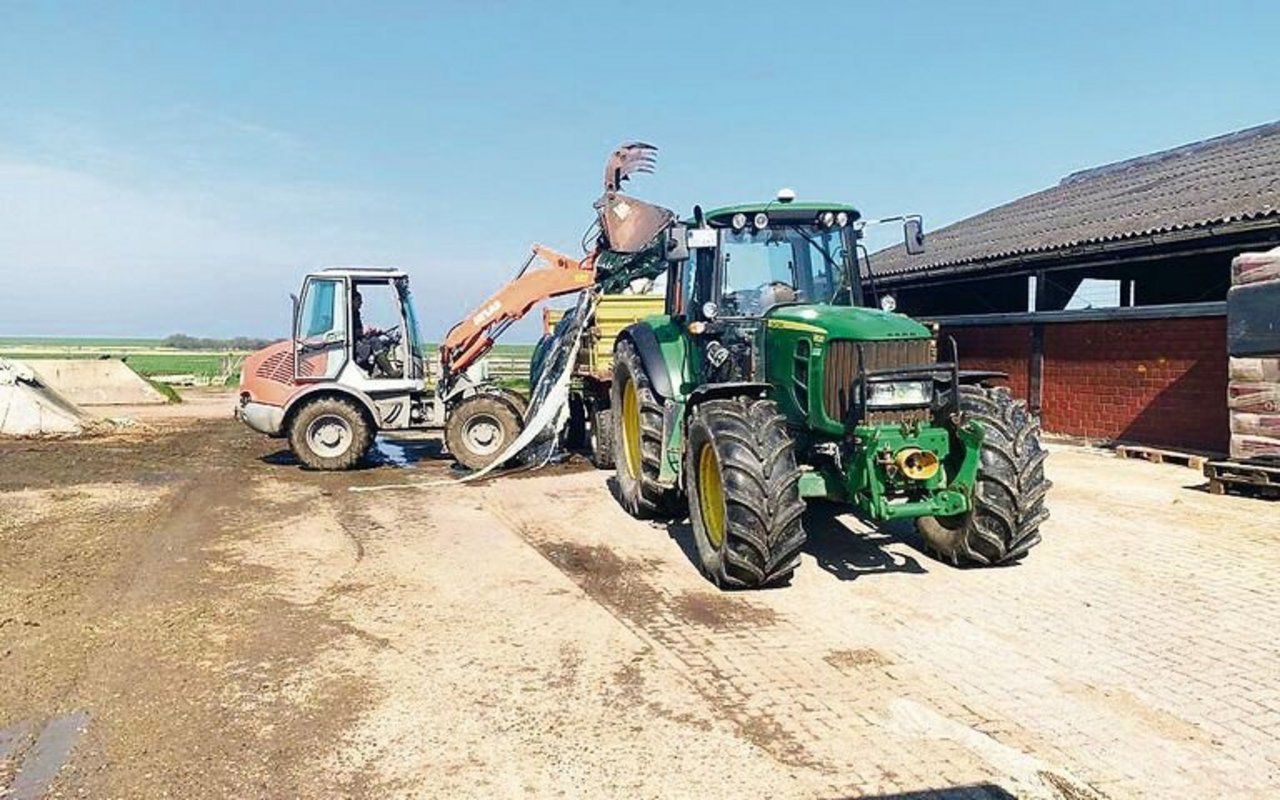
{"left": 764, "top": 304, "right": 932, "bottom": 341}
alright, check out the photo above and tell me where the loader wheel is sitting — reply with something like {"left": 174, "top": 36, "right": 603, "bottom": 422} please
{"left": 611, "top": 339, "right": 679, "bottom": 517}
{"left": 588, "top": 407, "right": 614, "bottom": 469}
{"left": 917, "top": 385, "right": 1051, "bottom": 566}
{"left": 289, "top": 396, "right": 373, "bottom": 471}
{"left": 685, "top": 397, "right": 807, "bottom": 589}
{"left": 494, "top": 387, "right": 528, "bottom": 420}
{"left": 446, "top": 394, "right": 522, "bottom": 471}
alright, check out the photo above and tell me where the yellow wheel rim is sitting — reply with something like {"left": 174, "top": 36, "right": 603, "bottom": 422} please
{"left": 621, "top": 378, "right": 642, "bottom": 480}
{"left": 698, "top": 443, "right": 726, "bottom": 549}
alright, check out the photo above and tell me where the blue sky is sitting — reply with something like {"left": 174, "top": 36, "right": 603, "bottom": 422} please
{"left": 0, "top": 1, "right": 1275, "bottom": 340}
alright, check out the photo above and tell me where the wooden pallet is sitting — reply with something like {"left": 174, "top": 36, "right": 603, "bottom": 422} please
{"left": 1116, "top": 444, "right": 1209, "bottom": 470}
{"left": 1205, "top": 459, "right": 1280, "bottom": 497}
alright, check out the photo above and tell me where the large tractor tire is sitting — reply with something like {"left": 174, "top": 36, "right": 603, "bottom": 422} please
{"left": 445, "top": 394, "right": 523, "bottom": 471}
{"left": 288, "top": 396, "right": 374, "bottom": 470}
{"left": 611, "top": 339, "right": 680, "bottom": 517}
{"left": 917, "top": 385, "right": 1051, "bottom": 566}
{"left": 685, "top": 397, "right": 807, "bottom": 589}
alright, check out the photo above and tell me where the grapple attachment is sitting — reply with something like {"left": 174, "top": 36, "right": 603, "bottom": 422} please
{"left": 595, "top": 141, "right": 675, "bottom": 255}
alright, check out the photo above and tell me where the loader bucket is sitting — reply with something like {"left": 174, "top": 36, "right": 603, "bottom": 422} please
{"left": 597, "top": 192, "right": 674, "bottom": 254}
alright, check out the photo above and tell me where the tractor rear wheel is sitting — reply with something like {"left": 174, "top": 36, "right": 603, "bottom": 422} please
{"left": 445, "top": 394, "right": 522, "bottom": 471}
{"left": 288, "top": 396, "right": 373, "bottom": 471}
{"left": 685, "top": 397, "right": 807, "bottom": 589}
{"left": 611, "top": 339, "right": 679, "bottom": 517}
{"left": 917, "top": 385, "right": 1051, "bottom": 565}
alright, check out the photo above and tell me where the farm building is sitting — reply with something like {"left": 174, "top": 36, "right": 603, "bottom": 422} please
{"left": 870, "top": 120, "right": 1280, "bottom": 454}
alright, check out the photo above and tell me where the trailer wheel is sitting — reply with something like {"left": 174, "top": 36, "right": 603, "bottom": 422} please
{"left": 611, "top": 339, "right": 679, "bottom": 517}
{"left": 446, "top": 394, "right": 522, "bottom": 471}
{"left": 588, "top": 407, "right": 614, "bottom": 469}
{"left": 917, "top": 385, "right": 1051, "bottom": 566}
{"left": 288, "top": 396, "right": 373, "bottom": 471}
{"left": 564, "top": 393, "right": 588, "bottom": 450}
{"left": 685, "top": 397, "right": 806, "bottom": 589}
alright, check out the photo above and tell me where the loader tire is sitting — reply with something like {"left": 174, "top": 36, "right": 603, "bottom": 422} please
{"left": 588, "top": 406, "right": 614, "bottom": 470}
{"left": 685, "top": 397, "right": 807, "bottom": 589}
{"left": 288, "top": 396, "right": 373, "bottom": 471}
{"left": 917, "top": 385, "right": 1051, "bottom": 566}
{"left": 611, "top": 338, "right": 679, "bottom": 517}
{"left": 446, "top": 394, "right": 522, "bottom": 471}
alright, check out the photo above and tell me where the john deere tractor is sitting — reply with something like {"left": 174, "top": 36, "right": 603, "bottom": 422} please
{"left": 610, "top": 196, "right": 1050, "bottom": 589}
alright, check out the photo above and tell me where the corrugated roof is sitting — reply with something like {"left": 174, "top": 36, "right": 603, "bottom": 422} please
{"left": 871, "top": 121, "right": 1280, "bottom": 278}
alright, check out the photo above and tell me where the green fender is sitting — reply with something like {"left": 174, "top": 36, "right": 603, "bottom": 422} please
{"left": 616, "top": 317, "right": 690, "bottom": 484}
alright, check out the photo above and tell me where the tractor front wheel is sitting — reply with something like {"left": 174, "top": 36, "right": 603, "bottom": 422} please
{"left": 917, "top": 385, "right": 1051, "bottom": 566}
{"left": 685, "top": 397, "right": 807, "bottom": 589}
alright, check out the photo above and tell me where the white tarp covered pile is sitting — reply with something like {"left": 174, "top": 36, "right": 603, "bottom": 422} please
{"left": 0, "top": 358, "right": 95, "bottom": 436}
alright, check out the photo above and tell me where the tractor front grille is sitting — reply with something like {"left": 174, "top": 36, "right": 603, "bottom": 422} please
{"left": 823, "top": 338, "right": 935, "bottom": 425}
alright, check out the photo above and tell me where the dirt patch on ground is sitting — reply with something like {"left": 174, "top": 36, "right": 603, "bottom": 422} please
{"left": 669, "top": 589, "right": 778, "bottom": 629}
{"left": 825, "top": 647, "right": 893, "bottom": 670}
{"left": 0, "top": 418, "right": 415, "bottom": 798}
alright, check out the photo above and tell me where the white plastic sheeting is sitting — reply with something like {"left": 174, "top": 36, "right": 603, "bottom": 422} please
{"left": 350, "top": 291, "right": 599, "bottom": 492}
{"left": 0, "top": 359, "right": 94, "bottom": 436}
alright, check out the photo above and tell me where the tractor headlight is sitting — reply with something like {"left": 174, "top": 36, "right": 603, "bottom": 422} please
{"left": 836, "top": 211, "right": 849, "bottom": 227}
{"left": 865, "top": 380, "right": 933, "bottom": 408}
{"left": 753, "top": 212, "right": 769, "bottom": 229}
{"left": 731, "top": 212, "right": 748, "bottom": 231}
{"left": 819, "top": 211, "right": 835, "bottom": 227}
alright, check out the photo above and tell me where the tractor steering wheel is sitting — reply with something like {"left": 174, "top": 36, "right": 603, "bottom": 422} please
{"left": 752, "top": 280, "right": 799, "bottom": 308}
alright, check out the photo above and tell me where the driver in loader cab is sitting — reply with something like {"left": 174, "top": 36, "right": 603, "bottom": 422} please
{"left": 352, "top": 290, "right": 398, "bottom": 377}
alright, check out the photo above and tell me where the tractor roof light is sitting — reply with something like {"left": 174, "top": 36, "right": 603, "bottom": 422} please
{"left": 731, "top": 212, "right": 748, "bottom": 231}
{"left": 836, "top": 211, "right": 849, "bottom": 227}
{"left": 819, "top": 211, "right": 835, "bottom": 228}
{"left": 753, "top": 212, "right": 769, "bottom": 229}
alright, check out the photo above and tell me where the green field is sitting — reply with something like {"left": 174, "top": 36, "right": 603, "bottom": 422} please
{"left": 0, "top": 337, "right": 538, "bottom": 386}
{"left": 0, "top": 336, "right": 164, "bottom": 349}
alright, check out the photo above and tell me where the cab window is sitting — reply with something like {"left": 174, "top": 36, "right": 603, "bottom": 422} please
{"left": 297, "top": 279, "right": 347, "bottom": 341}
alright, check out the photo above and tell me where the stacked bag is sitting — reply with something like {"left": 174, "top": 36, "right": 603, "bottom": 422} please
{"left": 1228, "top": 247, "right": 1280, "bottom": 462}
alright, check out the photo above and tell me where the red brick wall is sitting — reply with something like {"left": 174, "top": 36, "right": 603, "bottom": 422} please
{"left": 946, "top": 324, "right": 1033, "bottom": 399}
{"left": 940, "top": 316, "right": 1229, "bottom": 453}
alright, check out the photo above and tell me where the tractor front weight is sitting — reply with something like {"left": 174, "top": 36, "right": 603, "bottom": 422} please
{"left": 834, "top": 420, "right": 984, "bottom": 521}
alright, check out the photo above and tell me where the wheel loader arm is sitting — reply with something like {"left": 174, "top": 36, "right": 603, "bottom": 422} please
{"left": 439, "top": 245, "right": 596, "bottom": 382}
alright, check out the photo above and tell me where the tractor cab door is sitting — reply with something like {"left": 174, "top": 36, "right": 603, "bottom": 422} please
{"left": 294, "top": 276, "right": 350, "bottom": 381}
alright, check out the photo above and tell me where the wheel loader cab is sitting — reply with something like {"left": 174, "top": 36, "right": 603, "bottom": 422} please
{"left": 293, "top": 269, "right": 426, "bottom": 389}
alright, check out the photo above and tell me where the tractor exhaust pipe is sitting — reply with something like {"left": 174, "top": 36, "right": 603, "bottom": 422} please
{"left": 894, "top": 447, "right": 940, "bottom": 481}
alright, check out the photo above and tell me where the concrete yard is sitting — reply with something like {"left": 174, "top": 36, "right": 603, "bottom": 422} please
{"left": 2, "top": 394, "right": 1278, "bottom": 799}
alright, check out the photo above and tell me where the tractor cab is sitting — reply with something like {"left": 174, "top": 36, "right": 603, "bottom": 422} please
{"left": 292, "top": 267, "right": 428, "bottom": 389}
{"left": 678, "top": 202, "right": 866, "bottom": 320}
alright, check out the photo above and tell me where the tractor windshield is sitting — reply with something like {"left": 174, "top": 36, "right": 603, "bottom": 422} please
{"left": 720, "top": 225, "right": 857, "bottom": 316}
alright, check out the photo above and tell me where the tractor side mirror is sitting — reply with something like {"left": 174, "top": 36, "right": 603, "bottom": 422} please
{"left": 904, "top": 217, "right": 926, "bottom": 255}
{"left": 665, "top": 224, "right": 689, "bottom": 262}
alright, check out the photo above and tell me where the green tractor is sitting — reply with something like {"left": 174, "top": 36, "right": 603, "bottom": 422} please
{"left": 609, "top": 196, "right": 1050, "bottom": 589}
